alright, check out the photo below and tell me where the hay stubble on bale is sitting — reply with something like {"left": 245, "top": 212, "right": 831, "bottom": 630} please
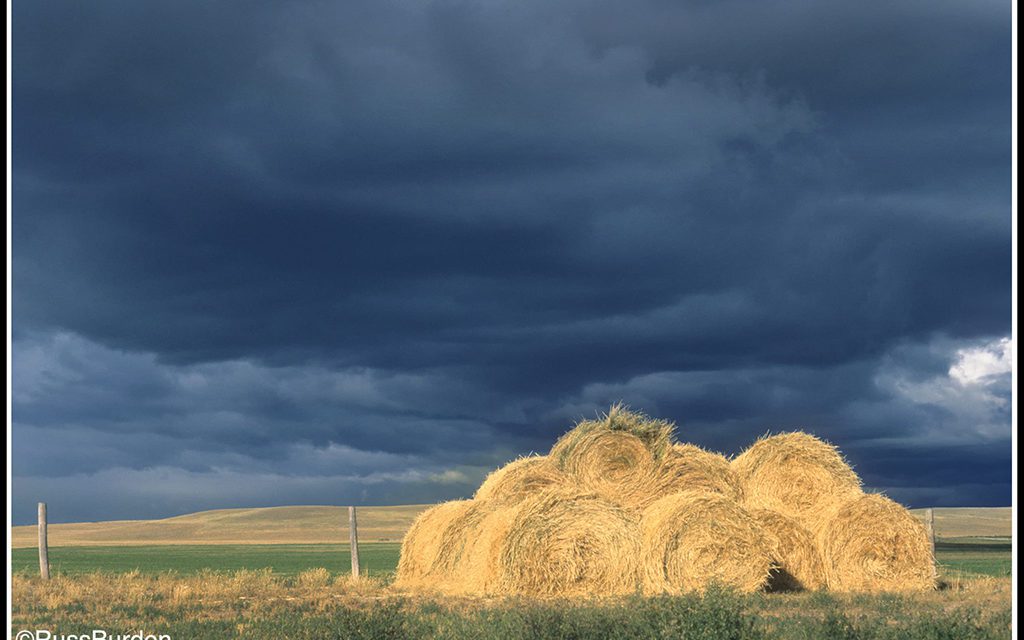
{"left": 549, "top": 406, "right": 674, "bottom": 510}
{"left": 640, "top": 490, "right": 773, "bottom": 594}
{"left": 455, "top": 505, "right": 520, "bottom": 594}
{"left": 473, "top": 455, "right": 567, "bottom": 505}
{"left": 651, "top": 443, "right": 742, "bottom": 504}
{"left": 817, "top": 493, "right": 936, "bottom": 593}
{"left": 394, "top": 500, "right": 477, "bottom": 589}
{"left": 492, "top": 488, "right": 642, "bottom": 597}
{"left": 429, "top": 500, "right": 494, "bottom": 586}
{"left": 731, "top": 431, "right": 862, "bottom": 531}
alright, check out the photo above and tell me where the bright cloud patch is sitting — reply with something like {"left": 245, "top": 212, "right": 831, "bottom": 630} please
{"left": 949, "top": 338, "right": 1014, "bottom": 386}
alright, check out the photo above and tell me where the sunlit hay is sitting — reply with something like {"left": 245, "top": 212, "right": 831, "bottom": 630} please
{"left": 650, "top": 443, "right": 742, "bottom": 504}
{"left": 454, "top": 504, "right": 520, "bottom": 594}
{"left": 731, "top": 431, "right": 862, "bottom": 531}
{"left": 394, "top": 500, "right": 476, "bottom": 588}
{"left": 492, "top": 488, "right": 642, "bottom": 597}
{"left": 817, "top": 493, "right": 936, "bottom": 593}
{"left": 430, "top": 500, "right": 495, "bottom": 583}
{"left": 550, "top": 404, "right": 675, "bottom": 464}
{"left": 549, "top": 406, "right": 675, "bottom": 510}
{"left": 473, "top": 455, "right": 567, "bottom": 505}
{"left": 748, "top": 508, "right": 826, "bottom": 591}
{"left": 640, "top": 490, "right": 773, "bottom": 594}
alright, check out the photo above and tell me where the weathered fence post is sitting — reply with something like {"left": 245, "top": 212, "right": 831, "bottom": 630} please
{"left": 349, "top": 506, "right": 360, "bottom": 579}
{"left": 926, "top": 507, "right": 936, "bottom": 553}
{"left": 38, "top": 502, "right": 50, "bottom": 580}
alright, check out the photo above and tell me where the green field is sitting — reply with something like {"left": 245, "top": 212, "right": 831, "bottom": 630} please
{"left": 11, "top": 542, "right": 401, "bottom": 578}
{"left": 933, "top": 539, "right": 1013, "bottom": 578}
{"left": 11, "top": 539, "right": 1010, "bottom": 579}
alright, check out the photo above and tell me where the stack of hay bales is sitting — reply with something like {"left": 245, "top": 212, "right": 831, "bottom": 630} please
{"left": 394, "top": 406, "right": 935, "bottom": 597}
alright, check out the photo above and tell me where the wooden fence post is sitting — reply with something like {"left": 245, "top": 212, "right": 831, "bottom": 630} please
{"left": 926, "top": 507, "right": 936, "bottom": 553}
{"left": 38, "top": 502, "right": 50, "bottom": 580}
{"left": 349, "top": 506, "right": 360, "bottom": 579}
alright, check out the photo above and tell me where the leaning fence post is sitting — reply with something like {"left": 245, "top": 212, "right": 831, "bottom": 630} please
{"left": 38, "top": 502, "right": 50, "bottom": 580}
{"left": 349, "top": 506, "right": 360, "bottom": 579}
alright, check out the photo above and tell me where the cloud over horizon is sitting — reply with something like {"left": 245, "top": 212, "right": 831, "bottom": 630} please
{"left": 11, "top": 0, "right": 1012, "bottom": 524}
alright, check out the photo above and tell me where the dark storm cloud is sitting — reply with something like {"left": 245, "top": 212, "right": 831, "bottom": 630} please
{"left": 11, "top": 0, "right": 1011, "bottom": 522}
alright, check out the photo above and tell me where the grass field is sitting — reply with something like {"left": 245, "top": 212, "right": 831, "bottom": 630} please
{"left": 10, "top": 543, "right": 401, "bottom": 578}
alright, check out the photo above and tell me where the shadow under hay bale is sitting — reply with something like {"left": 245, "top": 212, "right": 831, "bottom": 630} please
{"left": 549, "top": 405, "right": 674, "bottom": 510}
{"left": 640, "top": 490, "right": 773, "bottom": 595}
{"left": 394, "top": 500, "right": 477, "bottom": 589}
{"left": 817, "top": 493, "right": 936, "bottom": 593}
{"left": 473, "top": 455, "right": 567, "bottom": 505}
{"left": 731, "top": 431, "right": 862, "bottom": 531}
{"left": 650, "top": 443, "right": 742, "bottom": 504}
{"left": 749, "top": 508, "right": 826, "bottom": 591}
{"left": 489, "top": 488, "right": 641, "bottom": 597}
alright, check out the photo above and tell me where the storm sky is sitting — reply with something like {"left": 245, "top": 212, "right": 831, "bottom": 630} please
{"left": 11, "top": 0, "right": 1013, "bottom": 524}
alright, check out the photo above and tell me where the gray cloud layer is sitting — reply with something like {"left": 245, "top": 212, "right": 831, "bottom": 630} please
{"left": 12, "top": 0, "right": 1011, "bottom": 523}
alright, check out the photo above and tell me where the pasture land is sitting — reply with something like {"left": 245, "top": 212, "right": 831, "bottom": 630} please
{"left": 10, "top": 543, "right": 401, "bottom": 578}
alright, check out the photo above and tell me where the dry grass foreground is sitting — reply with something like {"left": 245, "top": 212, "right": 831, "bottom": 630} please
{"left": 9, "top": 571, "right": 1012, "bottom": 639}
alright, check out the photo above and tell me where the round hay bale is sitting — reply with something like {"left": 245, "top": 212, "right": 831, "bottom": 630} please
{"left": 731, "top": 431, "right": 862, "bottom": 530}
{"left": 550, "top": 404, "right": 675, "bottom": 465}
{"left": 454, "top": 505, "right": 520, "bottom": 595}
{"left": 394, "top": 500, "right": 476, "bottom": 589}
{"left": 490, "top": 488, "right": 642, "bottom": 597}
{"left": 473, "top": 455, "right": 567, "bottom": 505}
{"left": 430, "top": 500, "right": 494, "bottom": 581}
{"left": 650, "top": 443, "right": 742, "bottom": 504}
{"left": 549, "top": 406, "right": 674, "bottom": 510}
{"left": 748, "top": 508, "right": 826, "bottom": 591}
{"left": 817, "top": 493, "right": 936, "bottom": 592}
{"left": 640, "top": 491, "right": 773, "bottom": 594}
{"left": 555, "top": 429, "right": 659, "bottom": 509}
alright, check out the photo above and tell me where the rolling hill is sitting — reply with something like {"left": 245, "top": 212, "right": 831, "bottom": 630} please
{"left": 10, "top": 505, "right": 1010, "bottom": 548}
{"left": 10, "top": 505, "right": 430, "bottom": 548}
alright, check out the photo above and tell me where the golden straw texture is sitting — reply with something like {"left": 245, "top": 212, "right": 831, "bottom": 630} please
{"left": 492, "top": 488, "right": 641, "bottom": 597}
{"left": 640, "top": 491, "right": 773, "bottom": 594}
{"left": 473, "top": 455, "right": 567, "bottom": 505}
{"left": 817, "top": 493, "right": 936, "bottom": 592}
{"left": 731, "top": 431, "right": 862, "bottom": 530}
{"left": 650, "top": 443, "right": 742, "bottom": 504}
{"left": 394, "top": 500, "right": 476, "bottom": 588}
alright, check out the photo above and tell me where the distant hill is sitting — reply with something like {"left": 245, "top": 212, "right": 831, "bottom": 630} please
{"left": 10, "top": 505, "right": 431, "bottom": 548}
{"left": 10, "top": 505, "right": 1010, "bottom": 548}
{"left": 910, "top": 507, "right": 1012, "bottom": 539}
